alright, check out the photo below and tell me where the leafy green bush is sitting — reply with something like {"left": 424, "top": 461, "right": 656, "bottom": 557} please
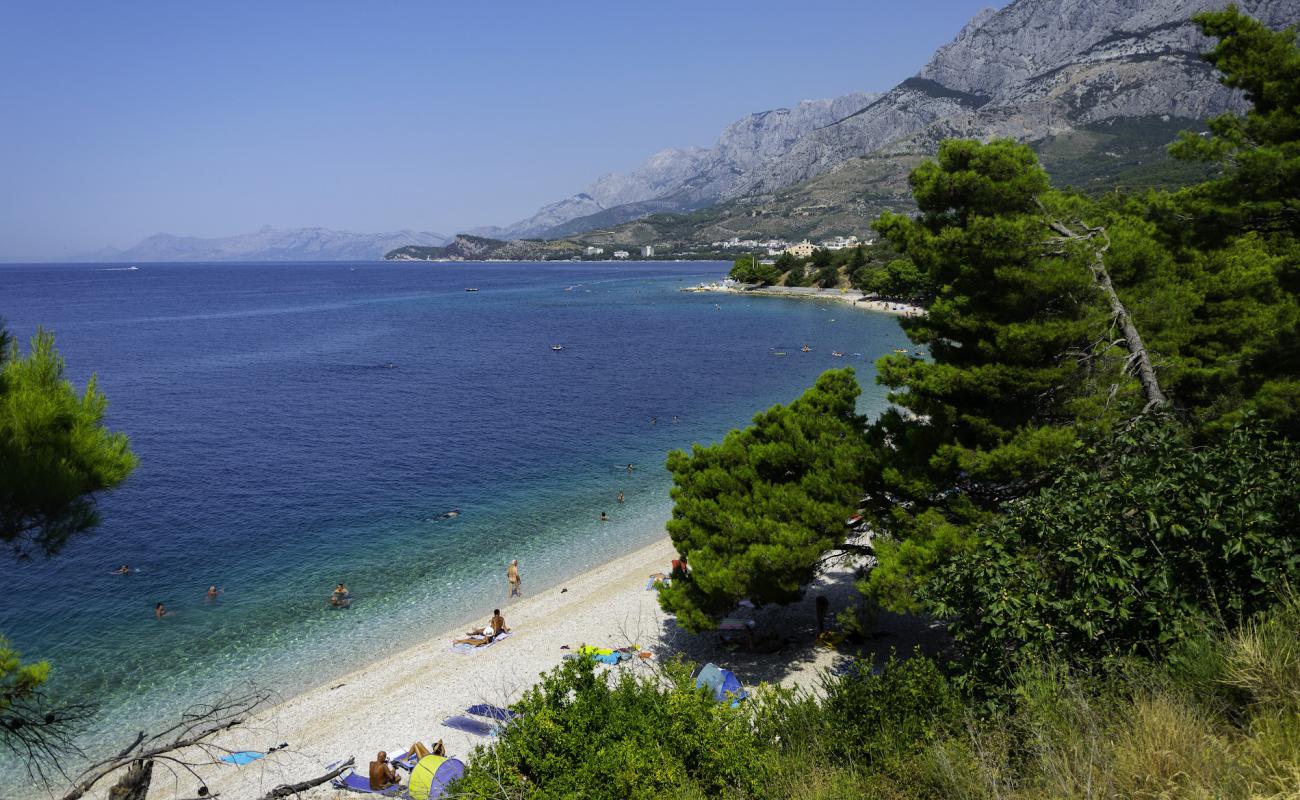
{"left": 930, "top": 419, "right": 1300, "bottom": 683}
{"left": 454, "top": 658, "right": 768, "bottom": 799}
{"left": 819, "top": 650, "right": 963, "bottom": 766}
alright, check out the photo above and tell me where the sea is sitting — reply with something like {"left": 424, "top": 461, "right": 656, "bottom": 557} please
{"left": 0, "top": 261, "right": 910, "bottom": 782}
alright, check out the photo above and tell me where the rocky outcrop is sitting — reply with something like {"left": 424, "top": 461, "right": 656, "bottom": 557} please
{"left": 733, "top": 0, "right": 1296, "bottom": 194}
{"left": 490, "top": 0, "right": 1295, "bottom": 241}
{"left": 110, "top": 226, "right": 449, "bottom": 262}
{"left": 487, "top": 93, "right": 879, "bottom": 239}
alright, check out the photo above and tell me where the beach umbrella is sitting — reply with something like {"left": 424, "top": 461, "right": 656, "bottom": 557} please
{"left": 408, "top": 755, "right": 465, "bottom": 800}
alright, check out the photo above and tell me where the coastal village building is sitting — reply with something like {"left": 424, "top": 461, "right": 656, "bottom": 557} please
{"left": 642, "top": 245, "right": 655, "bottom": 257}
{"left": 818, "top": 235, "right": 875, "bottom": 250}
{"left": 585, "top": 246, "right": 605, "bottom": 256}
{"left": 785, "top": 240, "right": 817, "bottom": 258}
{"left": 613, "top": 250, "right": 630, "bottom": 259}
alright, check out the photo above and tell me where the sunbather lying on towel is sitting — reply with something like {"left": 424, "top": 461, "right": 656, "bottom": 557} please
{"left": 453, "top": 610, "right": 512, "bottom": 646}
{"left": 369, "top": 751, "right": 402, "bottom": 790}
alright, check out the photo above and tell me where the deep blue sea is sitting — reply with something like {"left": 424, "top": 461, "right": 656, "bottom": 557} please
{"left": 0, "top": 261, "right": 909, "bottom": 771}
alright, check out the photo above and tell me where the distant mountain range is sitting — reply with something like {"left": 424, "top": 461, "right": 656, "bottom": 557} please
{"left": 480, "top": 0, "right": 1297, "bottom": 245}
{"left": 90, "top": 226, "right": 449, "bottom": 262}
{"left": 469, "top": 93, "right": 881, "bottom": 240}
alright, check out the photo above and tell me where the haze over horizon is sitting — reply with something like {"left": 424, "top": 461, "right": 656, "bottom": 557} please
{"left": 1, "top": 0, "right": 998, "bottom": 261}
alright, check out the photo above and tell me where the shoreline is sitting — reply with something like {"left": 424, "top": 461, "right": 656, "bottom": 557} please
{"left": 683, "top": 282, "right": 926, "bottom": 317}
{"left": 107, "top": 535, "right": 681, "bottom": 799}
{"left": 80, "top": 523, "right": 941, "bottom": 799}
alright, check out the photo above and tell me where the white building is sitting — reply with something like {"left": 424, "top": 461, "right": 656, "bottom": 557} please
{"left": 613, "top": 250, "right": 630, "bottom": 259}
{"left": 642, "top": 245, "right": 655, "bottom": 257}
{"left": 585, "top": 246, "right": 605, "bottom": 256}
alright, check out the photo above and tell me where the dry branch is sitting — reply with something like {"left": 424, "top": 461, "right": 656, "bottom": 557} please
{"left": 256, "top": 756, "right": 353, "bottom": 800}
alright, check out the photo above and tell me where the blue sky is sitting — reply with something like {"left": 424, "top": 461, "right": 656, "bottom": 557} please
{"left": 0, "top": 0, "right": 999, "bottom": 259}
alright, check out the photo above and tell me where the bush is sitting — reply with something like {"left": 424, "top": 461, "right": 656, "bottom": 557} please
{"left": 819, "top": 650, "right": 963, "bottom": 766}
{"left": 454, "top": 658, "right": 768, "bottom": 799}
{"left": 930, "top": 419, "right": 1300, "bottom": 683}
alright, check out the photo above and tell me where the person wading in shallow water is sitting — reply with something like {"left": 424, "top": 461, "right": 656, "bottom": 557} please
{"left": 507, "top": 559, "right": 521, "bottom": 599}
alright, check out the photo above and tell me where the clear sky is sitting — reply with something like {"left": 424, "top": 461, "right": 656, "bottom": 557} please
{"left": 0, "top": 0, "right": 999, "bottom": 260}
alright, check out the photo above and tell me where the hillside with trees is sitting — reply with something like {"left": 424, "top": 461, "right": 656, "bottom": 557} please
{"left": 454, "top": 10, "right": 1300, "bottom": 798}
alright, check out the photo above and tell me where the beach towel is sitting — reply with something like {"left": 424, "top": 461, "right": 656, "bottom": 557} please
{"left": 391, "top": 750, "right": 421, "bottom": 770}
{"left": 219, "top": 751, "right": 264, "bottom": 766}
{"left": 449, "top": 630, "right": 513, "bottom": 654}
{"left": 441, "top": 715, "right": 498, "bottom": 737}
{"left": 466, "top": 703, "right": 520, "bottom": 722}
{"left": 331, "top": 770, "right": 407, "bottom": 796}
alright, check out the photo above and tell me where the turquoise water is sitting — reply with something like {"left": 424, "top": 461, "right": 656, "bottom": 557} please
{"left": 0, "top": 261, "right": 909, "bottom": 776}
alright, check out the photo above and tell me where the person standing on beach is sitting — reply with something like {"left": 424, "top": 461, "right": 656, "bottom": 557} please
{"left": 507, "top": 559, "right": 521, "bottom": 599}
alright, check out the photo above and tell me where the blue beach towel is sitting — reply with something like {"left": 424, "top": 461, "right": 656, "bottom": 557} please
{"left": 442, "top": 715, "right": 498, "bottom": 737}
{"left": 391, "top": 750, "right": 420, "bottom": 770}
{"left": 466, "top": 703, "right": 519, "bottom": 722}
{"left": 219, "top": 751, "right": 264, "bottom": 766}
{"left": 331, "top": 770, "right": 406, "bottom": 796}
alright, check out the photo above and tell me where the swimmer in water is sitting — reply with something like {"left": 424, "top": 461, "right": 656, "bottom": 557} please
{"left": 111, "top": 564, "right": 130, "bottom": 575}
{"left": 205, "top": 585, "right": 221, "bottom": 603}
{"left": 651, "top": 416, "right": 657, "bottom": 425}
{"left": 155, "top": 602, "right": 168, "bottom": 619}
{"left": 626, "top": 463, "right": 635, "bottom": 473}
{"left": 600, "top": 512, "right": 609, "bottom": 522}
{"left": 617, "top": 491, "right": 625, "bottom": 503}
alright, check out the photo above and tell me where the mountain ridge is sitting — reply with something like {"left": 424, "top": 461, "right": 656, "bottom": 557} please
{"left": 95, "top": 226, "right": 450, "bottom": 262}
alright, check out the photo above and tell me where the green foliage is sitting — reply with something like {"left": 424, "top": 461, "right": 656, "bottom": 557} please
{"left": 0, "top": 328, "right": 137, "bottom": 558}
{"left": 729, "top": 254, "right": 781, "bottom": 286}
{"left": 454, "top": 658, "right": 767, "bottom": 799}
{"left": 861, "top": 258, "right": 933, "bottom": 301}
{"left": 1170, "top": 7, "right": 1300, "bottom": 239}
{"left": 820, "top": 651, "right": 962, "bottom": 766}
{"left": 931, "top": 419, "right": 1300, "bottom": 682}
{"left": 0, "top": 635, "right": 51, "bottom": 721}
{"left": 860, "top": 140, "right": 1117, "bottom": 613}
{"left": 659, "top": 370, "right": 869, "bottom": 632}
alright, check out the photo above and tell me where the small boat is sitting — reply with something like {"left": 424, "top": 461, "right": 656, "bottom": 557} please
{"left": 801, "top": 344, "right": 812, "bottom": 353}
{"left": 465, "top": 287, "right": 479, "bottom": 292}
{"left": 893, "top": 348, "right": 908, "bottom": 354}
{"left": 551, "top": 344, "right": 564, "bottom": 352}
{"left": 832, "top": 351, "right": 844, "bottom": 357}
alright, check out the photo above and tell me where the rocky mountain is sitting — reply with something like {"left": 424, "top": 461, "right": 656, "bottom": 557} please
{"left": 105, "top": 226, "right": 449, "bottom": 262}
{"left": 562, "top": 0, "right": 1296, "bottom": 247}
{"left": 731, "top": 0, "right": 1296, "bottom": 196}
{"left": 480, "top": 93, "right": 880, "bottom": 239}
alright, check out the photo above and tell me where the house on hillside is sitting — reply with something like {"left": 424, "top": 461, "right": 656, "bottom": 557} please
{"left": 613, "top": 250, "right": 630, "bottom": 259}
{"left": 785, "top": 240, "right": 816, "bottom": 258}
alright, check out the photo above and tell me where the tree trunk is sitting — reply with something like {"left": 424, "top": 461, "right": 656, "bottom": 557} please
{"left": 1044, "top": 217, "right": 1167, "bottom": 410}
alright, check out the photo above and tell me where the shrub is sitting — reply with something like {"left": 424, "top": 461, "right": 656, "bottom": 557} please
{"left": 454, "top": 657, "right": 767, "bottom": 799}
{"left": 819, "top": 650, "right": 962, "bottom": 766}
{"left": 930, "top": 419, "right": 1300, "bottom": 684}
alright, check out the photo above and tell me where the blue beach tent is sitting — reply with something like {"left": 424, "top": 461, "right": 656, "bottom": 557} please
{"left": 408, "top": 755, "right": 465, "bottom": 800}
{"left": 695, "top": 662, "right": 748, "bottom": 706}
